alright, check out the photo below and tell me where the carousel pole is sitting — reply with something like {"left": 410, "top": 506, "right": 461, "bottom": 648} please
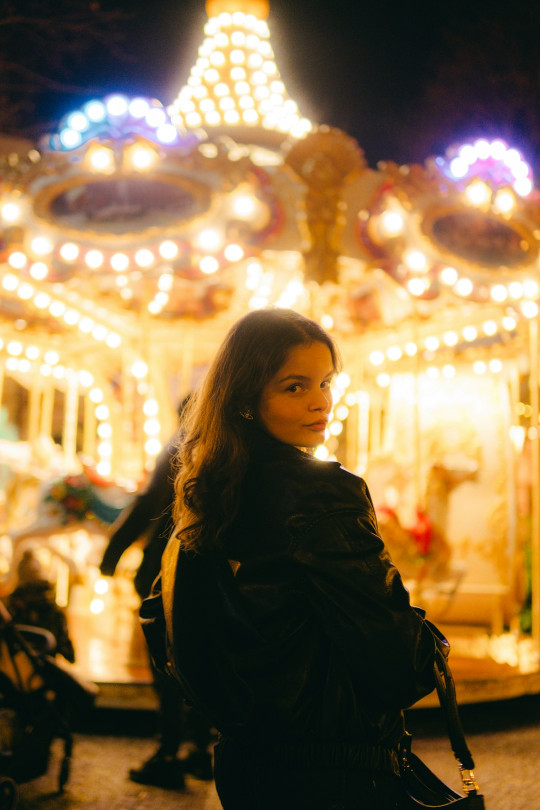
{"left": 529, "top": 315, "right": 540, "bottom": 657}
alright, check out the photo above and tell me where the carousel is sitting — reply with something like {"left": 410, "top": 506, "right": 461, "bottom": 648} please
{"left": 0, "top": 0, "right": 540, "bottom": 706}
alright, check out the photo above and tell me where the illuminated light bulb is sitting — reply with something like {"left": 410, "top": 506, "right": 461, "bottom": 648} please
{"left": 493, "top": 189, "right": 515, "bottom": 214}
{"left": 159, "top": 240, "right": 179, "bottom": 260}
{"left": 143, "top": 399, "right": 159, "bottom": 417}
{"left": 131, "top": 360, "right": 148, "bottom": 379}
{"left": 44, "top": 350, "right": 59, "bottom": 365}
{"left": 336, "top": 405, "right": 349, "bottom": 421}
{"left": 84, "top": 100, "right": 106, "bottom": 122}
{"left": 66, "top": 111, "right": 88, "bottom": 132}
{"left": 465, "top": 179, "right": 490, "bottom": 206}
{"left": 97, "top": 423, "right": 113, "bottom": 440}
{"left": 106, "top": 95, "right": 129, "bottom": 116}
{"left": 252, "top": 70, "right": 268, "bottom": 86}
{"left": 96, "top": 461, "right": 111, "bottom": 477}
{"left": 439, "top": 267, "right": 458, "bottom": 287}
{"left": 94, "top": 404, "right": 109, "bottom": 421}
{"left": 386, "top": 345, "right": 402, "bottom": 361}
{"left": 40, "top": 364, "right": 52, "bottom": 376}
{"left": 131, "top": 146, "right": 155, "bottom": 170}
{"left": 369, "top": 350, "right": 385, "bottom": 366}
{"left": 482, "top": 320, "right": 498, "bottom": 336}
{"left": 336, "top": 372, "right": 351, "bottom": 389}
{"left": 473, "top": 139, "right": 491, "bottom": 160}
{"left": 314, "top": 446, "right": 329, "bottom": 460}
{"left": 97, "top": 441, "right": 113, "bottom": 457}
{"left": 194, "top": 228, "right": 221, "bottom": 253}
{"left": 8, "top": 251, "right": 27, "bottom": 269}
{"left": 78, "top": 370, "right": 94, "bottom": 387}
{"left": 59, "top": 242, "right": 79, "bottom": 261}
{"left": 105, "top": 333, "right": 121, "bottom": 349}
{"left": 144, "top": 418, "right": 161, "bottom": 436}
{"left": 200, "top": 98, "right": 215, "bottom": 112}
{"left": 31, "top": 236, "right": 53, "bottom": 256}
{"left": 248, "top": 53, "right": 263, "bottom": 69}
{"left": 148, "top": 300, "right": 161, "bottom": 315}
{"left": 449, "top": 157, "right": 468, "bottom": 178}
{"left": 158, "top": 273, "right": 174, "bottom": 292}
{"left": 473, "top": 361, "right": 487, "bottom": 375}
{"left": 442, "top": 364, "right": 456, "bottom": 378}
{"left": 110, "top": 253, "right": 129, "bottom": 272}
{"left": 321, "top": 314, "right": 334, "bottom": 330}
{"left": 215, "top": 82, "right": 229, "bottom": 97}
{"left": 490, "top": 284, "right": 508, "bottom": 302}
{"left": 489, "top": 359, "right": 503, "bottom": 373}
{"left": 455, "top": 277, "right": 473, "bottom": 296}
{"left": 224, "top": 110, "right": 240, "bottom": 124}
{"left": 243, "top": 109, "right": 258, "bottom": 123}
{"left": 154, "top": 292, "right": 169, "bottom": 307}
{"left": 463, "top": 326, "right": 478, "bottom": 342}
{"left": 379, "top": 210, "right": 404, "bottom": 236}
{"left": 515, "top": 177, "right": 532, "bottom": 197}
{"left": 89, "top": 147, "right": 115, "bottom": 172}
{"left": 210, "top": 50, "right": 226, "bottom": 66}
{"left": 135, "top": 249, "right": 154, "bottom": 267}
{"left": 25, "top": 345, "right": 40, "bottom": 360}
{"left": 204, "top": 110, "right": 221, "bottom": 125}
{"left": 376, "top": 373, "right": 391, "bottom": 387}
{"left": 442, "top": 331, "right": 458, "bottom": 346}
{"left": 145, "top": 438, "right": 162, "bottom": 456}
{"left": 157, "top": 124, "right": 177, "bottom": 144}
{"left": 424, "top": 336, "right": 440, "bottom": 351}
{"left": 129, "top": 97, "right": 150, "bottom": 118}
{"left": 63, "top": 309, "right": 80, "bottom": 326}
{"left": 219, "top": 97, "right": 235, "bottom": 111}
{"left": 502, "top": 316, "right": 517, "bottom": 331}
{"left": 232, "top": 194, "right": 257, "bottom": 219}
{"left": 17, "top": 359, "right": 31, "bottom": 373}
{"left": 406, "top": 278, "right": 427, "bottom": 296}
{"left": 404, "top": 342, "right": 418, "bottom": 356}
{"left": 426, "top": 367, "right": 439, "bottom": 380}
{"left": 235, "top": 81, "right": 250, "bottom": 95}
{"left": 200, "top": 256, "right": 220, "bottom": 274}
{"left": 521, "top": 300, "right": 539, "bottom": 319}
{"left": 1, "top": 202, "right": 21, "bottom": 222}
{"left": 204, "top": 68, "right": 220, "bottom": 83}
{"left": 231, "top": 31, "right": 246, "bottom": 46}
{"left": 230, "top": 49, "right": 246, "bottom": 64}
{"left": 186, "top": 112, "right": 203, "bottom": 127}
{"left": 34, "top": 292, "right": 50, "bottom": 309}
{"left": 224, "top": 243, "right": 244, "bottom": 262}
{"left": 2, "top": 273, "right": 18, "bottom": 291}
{"left": 508, "top": 281, "right": 523, "bottom": 299}
{"left": 85, "top": 250, "right": 104, "bottom": 269}
{"left": 59, "top": 128, "right": 82, "bottom": 149}
{"left": 146, "top": 108, "right": 167, "bottom": 128}
{"left": 5, "top": 358, "right": 17, "bottom": 371}
{"left": 329, "top": 421, "right": 343, "bottom": 436}
{"left": 49, "top": 300, "right": 66, "bottom": 318}
{"left": 94, "top": 578, "right": 109, "bottom": 596}
{"left": 92, "top": 325, "right": 108, "bottom": 341}
{"left": 52, "top": 364, "right": 65, "bottom": 379}
{"left": 6, "top": 341, "right": 23, "bottom": 356}
{"left": 89, "top": 387, "right": 104, "bottom": 403}
{"left": 78, "top": 317, "right": 94, "bottom": 333}
{"left": 458, "top": 144, "right": 476, "bottom": 163}
{"left": 523, "top": 279, "right": 539, "bottom": 299}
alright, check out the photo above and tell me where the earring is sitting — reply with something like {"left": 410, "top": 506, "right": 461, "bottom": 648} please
{"left": 239, "top": 407, "right": 254, "bottom": 420}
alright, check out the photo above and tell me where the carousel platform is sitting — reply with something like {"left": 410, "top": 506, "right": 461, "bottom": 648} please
{"left": 65, "top": 584, "right": 540, "bottom": 711}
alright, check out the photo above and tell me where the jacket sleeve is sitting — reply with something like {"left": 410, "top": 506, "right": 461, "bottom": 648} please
{"left": 291, "top": 480, "right": 442, "bottom": 709}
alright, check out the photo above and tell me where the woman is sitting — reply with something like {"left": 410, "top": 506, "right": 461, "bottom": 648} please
{"left": 163, "top": 308, "right": 445, "bottom": 809}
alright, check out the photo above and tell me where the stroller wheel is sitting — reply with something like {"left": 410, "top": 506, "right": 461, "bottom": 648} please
{"left": 0, "top": 776, "right": 17, "bottom": 810}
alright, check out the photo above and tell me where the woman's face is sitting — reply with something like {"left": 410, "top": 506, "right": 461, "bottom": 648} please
{"left": 258, "top": 341, "right": 334, "bottom": 448}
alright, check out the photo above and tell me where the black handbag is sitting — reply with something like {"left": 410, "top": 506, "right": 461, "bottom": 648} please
{"left": 399, "top": 646, "right": 486, "bottom": 808}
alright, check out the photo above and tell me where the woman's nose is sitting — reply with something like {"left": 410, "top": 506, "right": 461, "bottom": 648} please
{"left": 310, "top": 388, "right": 332, "bottom": 411}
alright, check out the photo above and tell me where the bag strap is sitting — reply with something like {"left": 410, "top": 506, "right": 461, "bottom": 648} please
{"left": 432, "top": 647, "right": 481, "bottom": 795}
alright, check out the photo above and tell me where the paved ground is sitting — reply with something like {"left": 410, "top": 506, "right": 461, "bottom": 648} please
{"left": 12, "top": 693, "right": 540, "bottom": 809}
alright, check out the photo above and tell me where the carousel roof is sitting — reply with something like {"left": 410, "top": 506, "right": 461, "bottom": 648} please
{"left": 1, "top": 0, "right": 540, "bottom": 474}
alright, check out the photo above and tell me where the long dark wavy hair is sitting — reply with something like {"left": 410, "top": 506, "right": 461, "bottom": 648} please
{"left": 173, "top": 308, "right": 341, "bottom": 553}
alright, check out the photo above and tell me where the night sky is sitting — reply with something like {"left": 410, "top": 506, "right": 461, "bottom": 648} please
{"left": 37, "top": 0, "right": 540, "bottom": 173}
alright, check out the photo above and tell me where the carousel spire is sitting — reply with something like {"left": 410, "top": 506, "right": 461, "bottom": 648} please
{"left": 168, "top": 0, "right": 312, "bottom": 141}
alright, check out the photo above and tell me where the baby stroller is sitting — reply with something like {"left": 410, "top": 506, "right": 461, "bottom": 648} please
{"left": 0, "top": 600, "right": 97, "bottom": 808}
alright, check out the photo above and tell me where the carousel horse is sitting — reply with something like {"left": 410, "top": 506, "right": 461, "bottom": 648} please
{"left": 378, "top": 460, "right": 477, "bottom": 606}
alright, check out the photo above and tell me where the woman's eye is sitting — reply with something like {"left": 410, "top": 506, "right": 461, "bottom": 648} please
{"left": 286, "top": 383, "right": 302, "bottom": 392}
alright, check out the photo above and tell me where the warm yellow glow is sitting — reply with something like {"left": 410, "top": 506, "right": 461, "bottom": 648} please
{"left": 29, "top": 262, "right": 48, "bottom": 280}
{"left": 462, "top": 326, "right": 478, "bottom": 341}
{"left": 89, "top": 147, "right": 115, "bottom": 173}
{"left": 386, "top": 345, "right": 402, "bottom": 361}
{"left": 8, "top": 251, "right": 26, "bottom": 269}
{"left": 94, "top": 578, "right": 109, "bottom": 595}
{"left": 1, "top": 202, "right": 21, "bottom": 223}
{"left": 59, "top": 242, "right": 79, "bottom": 261}
{"left": 130, "top": 146, "right": 156, "bottom": 170}
{"left": 85, "top": 249, "right": 104, "bottom": 269}
{"left": 508, "top": 281, "right": 523, "bottom": 299}
{"left": 111, "top": 253, "right": 129, "bottom": 272}
{"left": 404, "top": 341, "right": 418, "bottom": 356}
{"left": 489, "top": 359, "right": 503, "bottom": 373}
{"left": 169, "top": 3, "right": 311, "bottom": 139}
{"left": 473, "top": 361, "right": 487, "bottom": 374}
{"left": 224, "top": 243, "right": 244, "bottom": 262}
{"left": 523, "top": 279, "right": 539, "bottom": 299}
{"left": 89, "top": 387, "right": 104, "bottom": 403}
{"left": 442, "top": 331, "right": 458, "bottom": 346}
{"left": 424, "top": 336, "right": 439, "bottom": 351}
{"left": 407, "top": 278, "right": 427, "bottom": 296}
{"left": 159, "top": 240, "right": 179, "bottom": 260}
{"left": 145, "top": 438, "right": 162, "bottom": 456}
{"left": 521, "top": 300, "right": 539, "bottom": 319}
{"left": 509, "top": 425, "right": 526, "bottom": 453}
{"left": 465, "top": 179, "right": 490, "bottom": 206}
{"left": 376, "top": 373, "right": 391, "bottom": 387}
{"left": 490, "top": 284, "right": 508, "bottom": 302}
{"left": 321, "top": 314, "right": 334, "bottom": 330}
{"left": 131, "top": 360, "right": 148, "bottom": 379}
{"left": 440, "top": 266, "right": 458, "bottom": 285}
{"left": 455, "top": 277, "right": 473, "bottom": 296}
{"left": 90, "top": 598, "right": 105, "bottom": 615}
{"left": 31, "top": 236, "right": 53, "bottom": 256}
{"left": 369, "top": 350, "right": 385, "bottom": 366}
{"left": 493, "top": 189, "right": 515, "bottom": 214}
{"left": 135, "top": 248, "right": 154, "bottom": 267}
{"left": 482, "top": 320, "right": 497, "bottom": 336}
{"left": 200, "top": 256, "right": 220, "bottom": 274}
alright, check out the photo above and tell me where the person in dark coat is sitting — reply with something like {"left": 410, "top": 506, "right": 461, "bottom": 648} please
{"left": 162, "top": 308, "right": 447, "bottom": 809}
{"left": 100, "top": 400, "right": 212, "bottom": 789}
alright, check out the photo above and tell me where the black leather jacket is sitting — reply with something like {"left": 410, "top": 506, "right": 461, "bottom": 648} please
{"left": 163, "top": 430, "right": 442, "bottom": 756}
